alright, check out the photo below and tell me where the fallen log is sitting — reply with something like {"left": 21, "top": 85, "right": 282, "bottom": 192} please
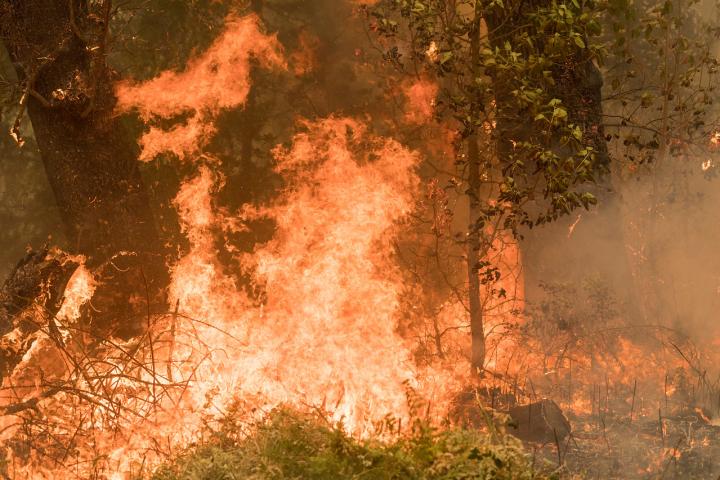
{"left": 0, "top": 247, "right": 80, "bottom": 384}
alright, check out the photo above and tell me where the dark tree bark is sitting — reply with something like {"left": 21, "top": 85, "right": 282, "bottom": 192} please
{"left": 0, "top": 0, "right": 168, "bottom": 337}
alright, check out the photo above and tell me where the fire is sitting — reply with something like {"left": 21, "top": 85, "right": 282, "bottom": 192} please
{"left": 710, "top": 131, "right": 720, "bottom": 146}
{"left": 115, "top": 11, "right": 446, "bottom": 445}
{"left": 44, "top": 115, "right": 443, "bottom": 477}
{"left": 56, "top": 263, "right": 96, "bottom": 324}
{"left": 166, "top": 117, "right": 428, "bottom": 432}
{"left": 426, "top": 41, "right": 439, "bottom": 62}
{"left": 403, "top": 79, "right": 439, "bottom": 124}
{"left": 2, "top": 112, "right": 444, "bottom": 477}
{"left": 168, "top": 165, "right": 244, "bottom": 322}
{"left": 290, "top": 30, "right": 321, "bottom": 76}
{"left": 116, "top": 13, "right": 286, "bottom": 161}
{"left": 8, "top": 7, "right": 719, "bottom": 480}
{"left": 2, "top": 12, "right": 464, "bottom": 476}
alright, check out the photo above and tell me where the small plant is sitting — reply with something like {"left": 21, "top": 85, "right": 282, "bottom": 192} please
{"left": 149, "top": 406, "right": 560, "bottom": 480}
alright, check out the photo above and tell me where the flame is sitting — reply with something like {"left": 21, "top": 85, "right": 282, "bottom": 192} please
{"left": 290, "top": 30, "right": 320, "bottom": 76}
{"left": 166, "top": 117, "right": 428, "bottom": 432}
{"left": 56, "top": 264, "right": 96, "bottom": 324}
{"left": 0, "top": 261, "right": 93, "bottom": 415}
{"left": 113, "top": 12, "right": 445, "bottom": 451}
{"left": 116, "top": 13, "right": 286, "bottom": 161}
{"left": 711, "top": 131, "right": 720, "bottom": 146}
{"left": 425, "top": 42, "right": 442, "bottom": 64}
{"left": 168, "top": 165, "right": 246, "bottom": 321}
{"left": 135, "top": 116, "right": 217, "bottom": 162}
{"left": 403, "top": 79, "right": 439, "bottom": 124}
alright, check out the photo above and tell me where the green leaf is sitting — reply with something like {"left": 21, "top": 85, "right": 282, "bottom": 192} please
{"left": 553, "top": 106, "right": 568, "bottom": 119}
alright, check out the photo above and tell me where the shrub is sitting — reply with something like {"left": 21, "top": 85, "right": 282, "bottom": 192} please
{"left": 149, "top": 407, "right": 559, "bottom": 480}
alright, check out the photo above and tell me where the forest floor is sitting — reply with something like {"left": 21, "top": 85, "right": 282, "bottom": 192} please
{"left": 535, "top": 410, "right": 720, "bottom": 479}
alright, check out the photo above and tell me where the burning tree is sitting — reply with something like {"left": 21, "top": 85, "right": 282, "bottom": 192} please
{"left": 0, "top": 0, "right": 168, "bottom": 339}
{"left": 368, "top": 0, "right": 608, "bottom": 374}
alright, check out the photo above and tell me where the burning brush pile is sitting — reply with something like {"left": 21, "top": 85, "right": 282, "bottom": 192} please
{"left": 0, "top": 9, "right": 719, "bottom": 480}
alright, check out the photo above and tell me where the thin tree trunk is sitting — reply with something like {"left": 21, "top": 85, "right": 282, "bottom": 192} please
{"left": 467, "top": 133, "right": 485, "bottom": 374}
{"left": 468, "top": 12, "right": 485, "bottom": 375}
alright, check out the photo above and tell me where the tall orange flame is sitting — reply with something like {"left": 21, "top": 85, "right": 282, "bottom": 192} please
{"left": 167, "top": 117, "right": 427, "bottom": 433}
{"left": 116, "top": 13, "right": 286, "bottom": 161}
{"left": 2, "top": 13, "right": 467, "bottom": 478}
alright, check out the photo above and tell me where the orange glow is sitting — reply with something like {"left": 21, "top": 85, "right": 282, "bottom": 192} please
{"left": 403, "top": 79, "right": 439, "bottom": 124}
{"left": 56, "top": 263, "right": 96, "bottom": 324}
{"left": 291, "top": 30, "right": 321, "bottom": 76}
{"left": 116, "top": 13, "right": 286, "bottom": 161}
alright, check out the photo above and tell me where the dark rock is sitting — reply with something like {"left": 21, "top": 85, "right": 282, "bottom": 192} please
{"left": 507, "top": 399, "right": 571, "bottom": 443}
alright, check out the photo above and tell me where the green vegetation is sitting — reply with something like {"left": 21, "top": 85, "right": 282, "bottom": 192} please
{"left": 150, "top": 408, "right": 559, "bottom": 480}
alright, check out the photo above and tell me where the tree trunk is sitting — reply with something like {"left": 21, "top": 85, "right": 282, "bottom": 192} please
{"left": 467, "top": 133, "right": 485, "bottom": 374}
{"left": 0, "top": 0, "right": 168, "bottom": 338}
{"left": 468, "top": 13, "right": 485, "bottom": 375}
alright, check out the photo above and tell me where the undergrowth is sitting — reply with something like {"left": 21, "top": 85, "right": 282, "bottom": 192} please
{"left": 148, "top": 407, "right": 560, "bottom": 480}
